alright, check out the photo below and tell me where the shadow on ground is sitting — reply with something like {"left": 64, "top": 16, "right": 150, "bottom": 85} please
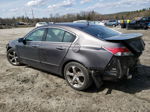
{"left": 86, "top": 65, "right": 150, "bottom": 94}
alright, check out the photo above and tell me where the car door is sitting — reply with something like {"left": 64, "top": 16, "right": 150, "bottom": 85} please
{"left": 39, "top": 28, "right": 76, "bottom": 74}
{"left": 16, "top": 28, "right": 46, "bottom": 68}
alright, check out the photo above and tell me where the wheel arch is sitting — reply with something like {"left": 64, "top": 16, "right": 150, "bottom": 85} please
{"left": 7, "top": 46, "right": 12, "bottom": 51}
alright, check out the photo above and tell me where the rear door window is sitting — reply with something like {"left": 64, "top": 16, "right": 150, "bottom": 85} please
{"left": 63, "top": 32, "right": 76, "bottom": 42}
{"left": 46, "top": 28, "right": 65, "bottom": 42}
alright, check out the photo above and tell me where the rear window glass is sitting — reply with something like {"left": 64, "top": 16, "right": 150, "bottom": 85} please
{"left": 63, "top": 32, "right": 76, "bottom": 42}
{"left": 77, "top": 25, "right": 120, "bottom": 39}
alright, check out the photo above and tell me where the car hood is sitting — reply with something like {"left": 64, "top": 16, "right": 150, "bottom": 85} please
{"left": 8, "top": 39, "right": 19, "bottom": 48}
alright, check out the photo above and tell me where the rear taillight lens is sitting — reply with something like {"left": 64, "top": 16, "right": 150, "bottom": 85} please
{"left": 104, "top": 47, "right": 133, "bottom": 56}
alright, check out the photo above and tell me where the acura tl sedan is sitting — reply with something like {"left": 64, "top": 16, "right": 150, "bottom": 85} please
{"left": 6, "top": 23, "right": 145, "bottom": 91}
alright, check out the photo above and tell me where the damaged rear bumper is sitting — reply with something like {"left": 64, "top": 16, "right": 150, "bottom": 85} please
{"left": 102, "top": 56, "right": 138, "bottom": 80}
{"left": 90, "top": 56, "right": 139, "bottom": 89}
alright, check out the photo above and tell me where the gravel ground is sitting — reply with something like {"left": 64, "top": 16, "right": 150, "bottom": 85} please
{"left": 0, "top": 27, "right": 150, "bottom": 112}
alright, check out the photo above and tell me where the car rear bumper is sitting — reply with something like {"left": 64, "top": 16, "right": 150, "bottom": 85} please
{"left": 102, "top": 56, "right": 138, "bottom": 80}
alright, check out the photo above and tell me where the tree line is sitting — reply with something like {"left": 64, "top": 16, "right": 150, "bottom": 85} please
{"left": 0, "top": 7, "right": 150, "bottom": 28}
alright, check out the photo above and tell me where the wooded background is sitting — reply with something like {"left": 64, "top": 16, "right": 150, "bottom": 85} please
{"left": 0, "top": 8, "right": 150, "bottom": 28}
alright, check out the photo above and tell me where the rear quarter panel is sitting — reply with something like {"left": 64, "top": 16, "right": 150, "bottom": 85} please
{"left": 59, "top": 31, "right": 116, "bottom": 74}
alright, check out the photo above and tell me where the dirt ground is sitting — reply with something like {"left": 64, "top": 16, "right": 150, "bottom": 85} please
{"left": 0, "top": 27, "right": 150, "bottom": 112}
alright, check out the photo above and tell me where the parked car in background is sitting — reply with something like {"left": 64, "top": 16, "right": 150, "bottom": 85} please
{"left": 6, "top": 23, "right": 145, "bottom": 91}
{"left": 90, "top": 21, "right": 105, "bottom": 26}
{"left": 48, "top": 22, "right": 54, "bottom": 25}
{"left": 126, "top": 20, "right": 148, "bottom": 30}
{"left": 141, "top": 16, "right": 150, "bottom": 24}
{"left": 105, "top": 20, "right": 118, "bottom": 27}
{"left": 73, "top": 20, "right": 105, "bottom": 26}
{"left": 126, "top": 17, "right": 150, "bottom": 30}
{"left": 73, "top": 20, "right": 88, "bottom": 23}
{"left": 121, "top": 17, "right": 150, "bottom": 30}
{"left": 16, "top": 22, "right": 29, "bottom": 26}
{"left": 35, "top": 22, "right": 49, "bottom": 27}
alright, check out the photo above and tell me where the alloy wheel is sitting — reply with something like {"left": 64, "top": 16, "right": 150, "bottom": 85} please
{"left": 7, "top": 50, "right": 19, "bottom": 65}
{"left": 66, "top": 66, "right": 85, "bottom": 88}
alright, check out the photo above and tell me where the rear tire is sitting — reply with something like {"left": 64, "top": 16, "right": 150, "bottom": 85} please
{"left": 7, "top": 48, "right": 21, "bottom": 66}
{"left": 64, "top": 62, "right": 92, "bottom": 91}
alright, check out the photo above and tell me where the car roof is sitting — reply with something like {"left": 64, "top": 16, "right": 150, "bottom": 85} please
{"left": 39, "top": 22, "right": 95, "bottom": 30}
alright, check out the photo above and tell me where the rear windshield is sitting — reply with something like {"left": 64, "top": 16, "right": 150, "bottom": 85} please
{"left": 77, "top": 25, "right": 120, "bottom": 39}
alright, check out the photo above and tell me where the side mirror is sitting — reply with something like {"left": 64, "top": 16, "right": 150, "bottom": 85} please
{"left": 18, "top": 38, "right": 26, "bottom": 44}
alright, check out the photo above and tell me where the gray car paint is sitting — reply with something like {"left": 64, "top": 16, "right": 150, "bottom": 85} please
{"left": 6, "top": 24, "right": 144, "bottom": 77}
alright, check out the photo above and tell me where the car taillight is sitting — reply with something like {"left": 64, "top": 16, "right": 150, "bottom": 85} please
{"left": 104, "top": 47, "right": 133, "bottom": 56}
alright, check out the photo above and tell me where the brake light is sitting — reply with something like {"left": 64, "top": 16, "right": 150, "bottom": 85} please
{"left": 106, "top": 47, "right": 129, "bottom": 54}
{"left": 105, "top": 47, "right": 133, "bottom": 56}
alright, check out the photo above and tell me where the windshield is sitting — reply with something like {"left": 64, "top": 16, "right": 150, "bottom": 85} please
{"left": 78, "top": 25, "right": 120, "bottom": 39}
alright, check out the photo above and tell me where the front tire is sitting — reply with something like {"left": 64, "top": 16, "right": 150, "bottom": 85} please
{"left": 7, "top": 48, "right": 21, "bottom": 66}
{"left": 64, "top": 62, "right": 92, "bottom": 91}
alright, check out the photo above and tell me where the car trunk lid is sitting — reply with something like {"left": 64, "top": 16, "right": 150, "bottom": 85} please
{"left": 105, "top": 33, "right": 145, "bottom": 56}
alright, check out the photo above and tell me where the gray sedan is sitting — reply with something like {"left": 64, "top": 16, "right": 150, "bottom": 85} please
{"left": 6, "top": 23, "right": 145, "bottom": 91}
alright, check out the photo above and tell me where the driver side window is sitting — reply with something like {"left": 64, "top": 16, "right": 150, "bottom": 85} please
{"left": 26, "top": 29, "right": 45, "bottom": 41}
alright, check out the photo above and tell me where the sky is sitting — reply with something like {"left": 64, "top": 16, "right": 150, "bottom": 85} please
{"left": 0, "top": 0, "right": 150, "bottom": 18}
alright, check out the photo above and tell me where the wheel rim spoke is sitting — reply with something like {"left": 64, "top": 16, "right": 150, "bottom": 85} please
{"left": 10, "top": 58, "right": 15, "bottom": 62}
{"left": 13, "top": 51, "right": 16, "bottom": 55}
{"left": 66, "top": 71, "right": 74, "bottom": 77}
{"left": 72, "top": 66, "right": 77, "bottom": 74}
{"left": 72, "top": 76, "right": 76, "bottom": 83}
{"left": 14, "top": 58, "right": 17, "bottom": 63}
{"left": 77, "top": 72, "right": 84, "bottom": 77}
{"left": 8, "top": 53, "right": 14, "bottom": 57}
{"left": 76, "top": 77, "right": 83, "bottom": 86}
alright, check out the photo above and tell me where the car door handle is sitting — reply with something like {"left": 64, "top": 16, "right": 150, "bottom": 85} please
{"left": 56, "top": 46, "right": 65, "bottom": 50}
